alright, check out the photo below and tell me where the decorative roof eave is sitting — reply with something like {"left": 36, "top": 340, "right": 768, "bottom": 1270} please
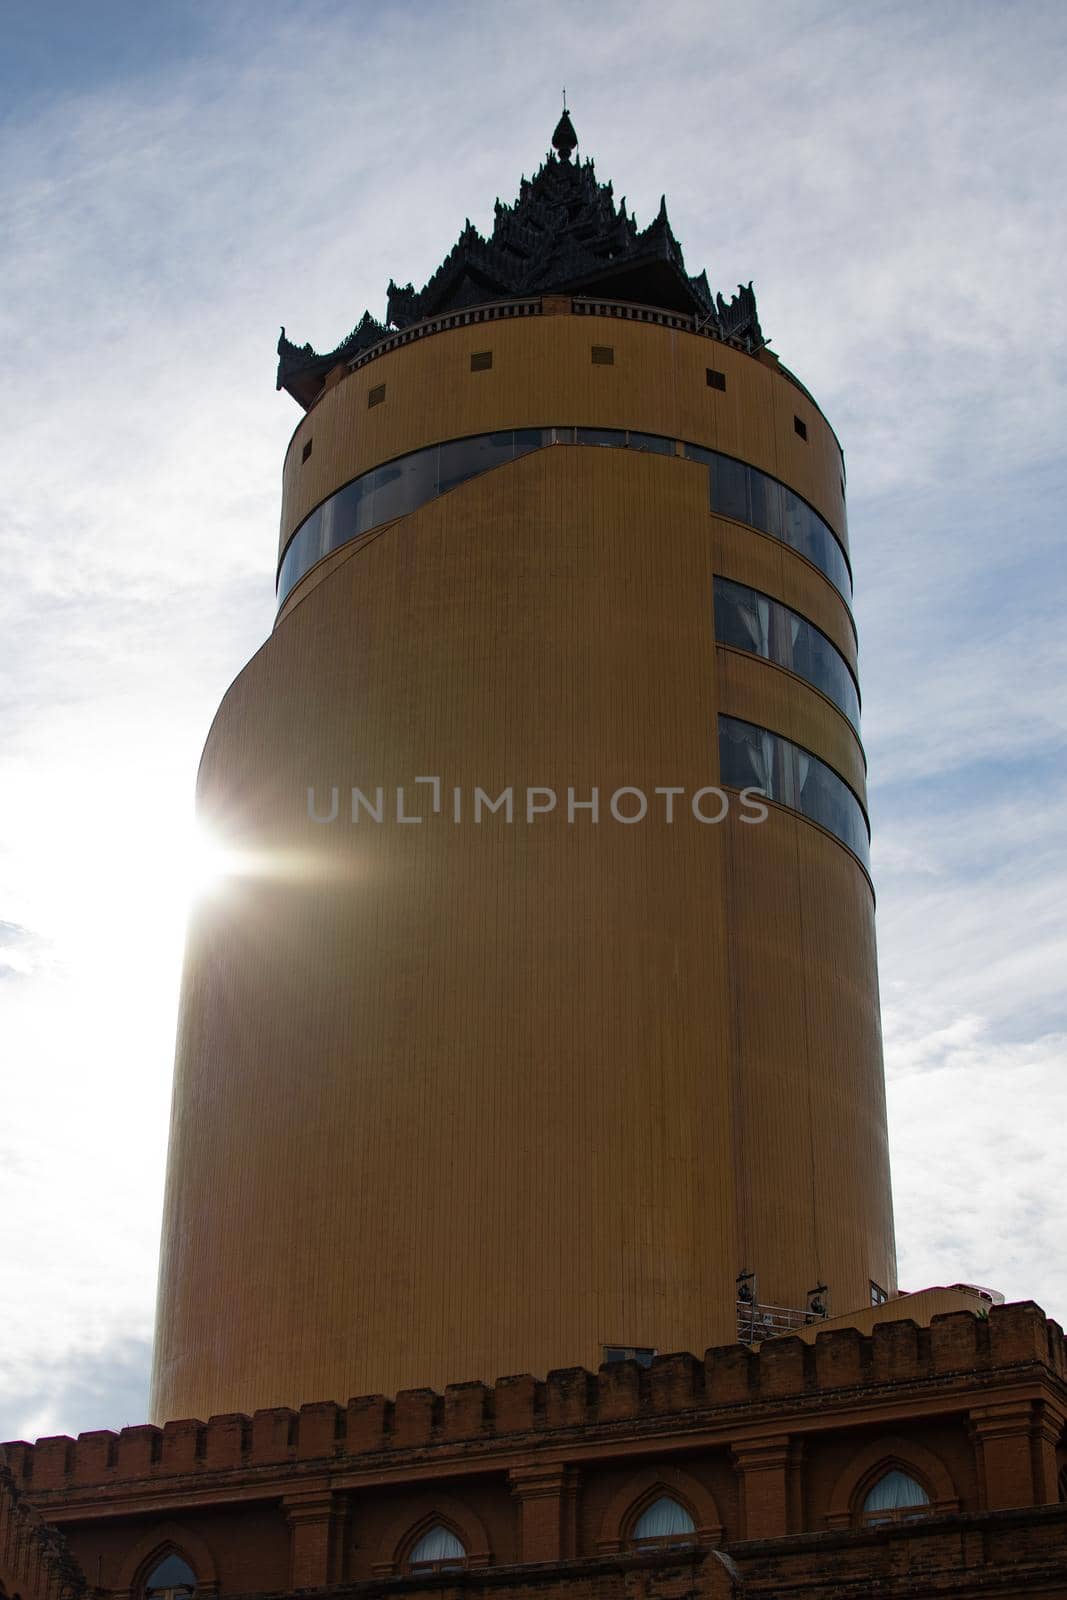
{"left": 277, "top": 311, "right": 388, "bottom": 409}
{"left": 551, "top": 250, "right": 712, "bottom": 317}
{"left": 277, "top": 116, "right": 764, "bottom": 408}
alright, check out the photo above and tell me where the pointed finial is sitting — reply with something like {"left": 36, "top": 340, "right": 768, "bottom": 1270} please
{"left": 552, "top": 106, "right": 578, "bottom": 162}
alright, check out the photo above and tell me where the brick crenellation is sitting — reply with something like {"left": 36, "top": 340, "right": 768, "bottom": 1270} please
{"left": 5, "top": 1303, "right": 1063, "bottom": 1491}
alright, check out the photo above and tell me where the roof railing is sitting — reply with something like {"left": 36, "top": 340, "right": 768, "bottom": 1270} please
{"left": 345, "top": 298, "right": 543, "bottom": 375}
{"left": 736, "top": 1299, "right": 821, "bottom": 1344}
{"left": 300, "top": 292, "right": 833, "bottom": 444}
{"left": 339, "top": 293, "right": 760, "bottom": 380}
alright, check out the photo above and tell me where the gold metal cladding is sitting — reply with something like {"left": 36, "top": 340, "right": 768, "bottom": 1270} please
{"left": 151, "top": 334, "right": 891, "bottom": 1425}
{"left": 277, "top": 311, "right": 848, "bottom": 567}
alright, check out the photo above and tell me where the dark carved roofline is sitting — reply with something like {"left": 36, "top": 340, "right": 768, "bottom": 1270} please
{"left": 278, "top": 114, "right": 763, "bottom": 409}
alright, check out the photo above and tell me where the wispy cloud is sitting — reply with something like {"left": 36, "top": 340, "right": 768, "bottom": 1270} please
{"left": 0, "top": 920, "right": 52, "bottom": 979}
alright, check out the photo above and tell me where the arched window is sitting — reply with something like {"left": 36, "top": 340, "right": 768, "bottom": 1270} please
{"left": 862, "top": 1469, "right": 931, "bottom": 1525}
{"left": 408, "top": 1525, "right": 466, "bottom": 1570}
{"left": 632, "top": 1495, "right": 696, "bottom": 1544}
{"left": 143, "top": 1554, "right": 196, "bottom": 1600}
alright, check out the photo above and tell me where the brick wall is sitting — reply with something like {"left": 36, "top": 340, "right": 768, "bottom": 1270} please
{"left": 3, "top": 1304, "right": 1064, "bottom": 1599}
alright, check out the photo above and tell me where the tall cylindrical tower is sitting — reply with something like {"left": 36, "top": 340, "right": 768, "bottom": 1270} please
{"left": 151, "top": 117, "right": 895, "bottom": 1424}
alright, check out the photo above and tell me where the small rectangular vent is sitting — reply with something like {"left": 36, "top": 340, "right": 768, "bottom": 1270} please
{"left": 794, "top": 414, "right": 808, "bottom": 440}
{"left": 301, "top": 439, "right": 313, "bottom": 463}
{"left": 706, "top": 368, "right": 726, "bottom": 391}
{"left": 591, "top": 345, "right": 615, "bottom": 365}
{"left": 470, "top": 350, "right": 493, "bottom": 371}
{"left": 368, "top": 384, "right": 386, "bottom": 408}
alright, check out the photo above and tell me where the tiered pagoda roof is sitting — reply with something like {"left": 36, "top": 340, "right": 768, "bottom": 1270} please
{"left": 277, "top": 112, "right": 762, "bottom": 408}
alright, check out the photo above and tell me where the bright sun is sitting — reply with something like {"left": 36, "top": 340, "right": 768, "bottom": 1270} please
{"left": 184, "top": 826, "right": 251, "bottom": 899}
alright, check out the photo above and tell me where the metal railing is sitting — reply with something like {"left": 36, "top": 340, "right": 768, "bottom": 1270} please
{"left": 345, "top": 298, "right": 543, "bottom": 375}
{"left": 571, "top": 296, "right": 697, "bottom": 332}
{"left": 736, "top": 1299, "right": 823, "bottom": 1345}
{"left": 305, "top": 289, "right": 835, "bottom": 451}
{"left": 337, "top": 291, "right": 758, "bottom": 387}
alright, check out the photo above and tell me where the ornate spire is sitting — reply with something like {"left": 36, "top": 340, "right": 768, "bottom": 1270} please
{"left": 277, "top": 115, "right": 764, "bottom": 407}
{"left": 551, "top": 108, "right": 578, "bottom": 162}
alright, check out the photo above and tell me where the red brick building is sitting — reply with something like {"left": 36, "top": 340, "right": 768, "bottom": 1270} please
{"left": 5, "top": 1303, "right": 1066, "bottom": 1598}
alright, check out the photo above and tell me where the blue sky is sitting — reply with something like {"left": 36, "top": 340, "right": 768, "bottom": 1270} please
{"left": 1, "top": 0, "right": 1064, "bottom": 1442}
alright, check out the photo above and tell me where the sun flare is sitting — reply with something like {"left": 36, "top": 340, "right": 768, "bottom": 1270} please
{"left": 184, "top": 826, "right": 253, "bottom": 900}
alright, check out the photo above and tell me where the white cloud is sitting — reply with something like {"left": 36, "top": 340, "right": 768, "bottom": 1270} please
{"left": 886, "top": 1013, "right": 1067, "bottom": 1309}
{"left": 2, "top": 1339, "right": 155, "bottom": 1447}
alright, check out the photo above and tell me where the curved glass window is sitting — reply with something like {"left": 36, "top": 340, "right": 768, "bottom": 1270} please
{"left": 628, "top": 431, "right": 675, "bottom": 454}
{"left": 632, "top": 1496, "right": 696, "bottom": 1542}
{"left": 713, "top": 577, "right": 861, "bottom": 731}
{"left": 279, "top": 428, "right": 852, "bottom": 611}
{"left": 576, "top": 427, "right": 626, "bottom": 447}
{"left": 685, "top": 443, "right": 851, "bottom": 600}
{"left": 718, "top": 715, "right": 870, "bottom": 870}
{"left": 278, "top": 427, "right": 550, "bottom": 603}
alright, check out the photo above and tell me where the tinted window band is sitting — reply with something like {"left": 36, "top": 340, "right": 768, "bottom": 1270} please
{"left": 713, "top": 577, "right": 861, "bottom": 732}
{"left": 718, "top": 714, "right": 870, "bottom": 870}
{"left": 278, "top": 428, "right": 551, "bottom": 604}
{"left": 576, "top": 427, "right": 626, "bottom": 447}
{"left": 279, "top": 429, "right": 852, "bottom": 609}
{"left": 684, "top": 443, "right": 851, "bottom": 598}
{"left": 628, "top": 431, "right": 675, "bottom": 454}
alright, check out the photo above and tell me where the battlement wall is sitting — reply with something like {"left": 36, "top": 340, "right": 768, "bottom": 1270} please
{"left": 4, "top": 1303, "right": 1063, "bottom": 1491}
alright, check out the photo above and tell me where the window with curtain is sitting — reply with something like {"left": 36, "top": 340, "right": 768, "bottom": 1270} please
{"left": 632, "top": 1496, "right": 696, "bottom": 1542}
{"left": 861, "top": 1469, "right": 931, "bottom": 1524}
{"left": 713, "top": 577, "right": 860, "bottom": 732}
{"left": 408, "top": 1526, "right": 467, "bottom": 1565}
{"left": 718, "top": 715, "right": 870, "bottom": 870}
{"left": 686, "top": 443, "right": 852, "bottom": 603}
{"left": 144, "top": 1554, "right": 196, "bottom": 1600}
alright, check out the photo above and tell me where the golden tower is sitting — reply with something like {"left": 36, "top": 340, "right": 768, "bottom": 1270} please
{"left": 150, "top": 114, "right": 895, "bottom": 1423}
